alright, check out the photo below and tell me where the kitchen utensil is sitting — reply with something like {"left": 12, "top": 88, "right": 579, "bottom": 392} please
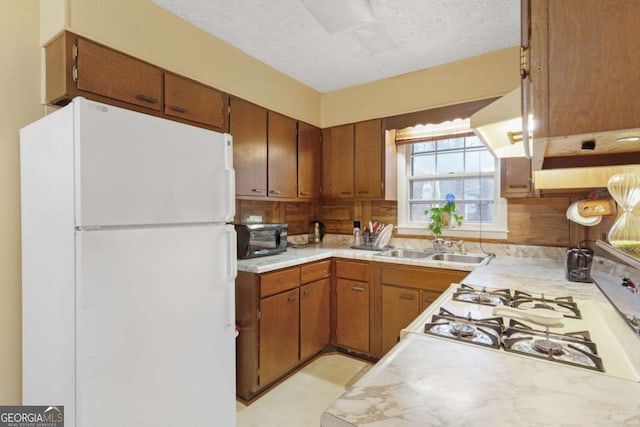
{"left": 576, "top": 199, "right": 615, "bottom": 217}
{"left": 374, "top": 224, "right": 393, "bottom": 249}
{"left": 492, "top": 306, "right": 564, "bottom": 326}
{"left": 566, "top": 201, "right": 602, "bottom": 226}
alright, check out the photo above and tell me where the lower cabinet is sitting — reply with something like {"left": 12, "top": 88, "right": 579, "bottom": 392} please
{"left": 381, "top": 285, "right": 421, "bottom": 354}
{"left": 300, "top": 278, "right": 331, "bottom": 359}
{"left": 334, "top": 260, "right": 371, "bottom": 354}
{"left": 379, "top": 264, "right": 468, "bottom": 355}
{"left": 235, "top": 260, "right": 330, "bottom": 400}
{"left": 259, "top": 288, "right": 300, "bottom": 386}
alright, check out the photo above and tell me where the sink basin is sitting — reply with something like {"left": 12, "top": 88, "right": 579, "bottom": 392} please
{"left": 376, "top": 249, "right": 433, "bottom": 259}
{"left": 429, "top": 253, "right": 489, "bottom": 264}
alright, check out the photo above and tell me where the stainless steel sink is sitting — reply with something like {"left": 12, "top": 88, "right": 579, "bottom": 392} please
{"left": 429, "top": 253, "right": 489, "bottom": 264}
{"left": 376, "top": 249, "right": 433, "bottom": 259}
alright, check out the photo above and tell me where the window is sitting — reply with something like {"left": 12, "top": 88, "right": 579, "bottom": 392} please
{"left": 396, "top": 121, "right": 508, "bottom": 239}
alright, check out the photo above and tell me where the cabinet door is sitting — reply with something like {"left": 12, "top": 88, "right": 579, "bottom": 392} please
{"left": 335, "top": 279, "right": 369, "bottom": 353}
{"left": 322, "top": 125, "right": 354, "bottom": 199}
{"left": 298, "top": 122, "right": 322, "bottom": 199}
{"left": 381, "top": 286, "right": 420, "bottom": 354}
{"left": 532, "top": 0, "right": 640, "bottom": 138}
{"left": 355, "top": 119, "right": 383, "bottom": 199}
{"left": 231, "top": 98, "right": 268, "bottom": 197}
{"left": 164, "top": 73, "right": 226, "bottom": 130}
{"left": 259, "top": 288, "right": 300, "bottom": 386}
{"left": 500, "top": 157, "right": 533, "bottom": 198}
{"left": 300, "top": 279, "right": 330, "bottom": 360}
{"left": 420, "top": 290, "right": 441, "bottom": 312}
{"left": 76, "top": 37, "right": 163, "bottom": 110}
{"left": 268, "top": 112, "right": 298, "bottom": 198}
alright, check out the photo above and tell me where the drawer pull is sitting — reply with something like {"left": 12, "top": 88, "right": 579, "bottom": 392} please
{"left": 136, "top": 93, "right": 159, "bottom": 104}
{"left": 169, "top": 105, "right": 189, "bottom": 113}
{"left": 509, "top": 184, "right": 529, "bottom": 189}
{"left": 352, "top": 286, "right": 365, "bottom": 292}
{"left": 303, "top": 289, "right": 312, "bottom": 296}
{"left": 299, "top": 191, "right": 310, "bottom": 196}
{"left": 288, "top": 295, "right": 300, "bottom": 302}
{"left": 400, "top": 294, "right": 415, "bottom": 301}
{"left": 269, "top": 190, "right": 281, "bottom": 195}
{"left": 340, "top": 191, "right": 352, "bottom": 195}
{"left": 357, "top": 190, "right": 369, "bottom": 194}
{"left": 251, "top": 188, "right": 266, "bottom": 193}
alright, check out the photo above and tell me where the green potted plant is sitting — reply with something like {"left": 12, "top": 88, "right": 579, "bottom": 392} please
{"left": 426, "top": 193, "right": 463, "bottom": 237}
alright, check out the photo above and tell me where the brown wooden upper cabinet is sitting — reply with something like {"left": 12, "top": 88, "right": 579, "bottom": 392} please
{"left": 355, "top": 119, "right": 383, "bottom": 199}
{"left": 267, "top": 112, "right": 298, "bottom": 198}
{"left": 322, "top": 124, "right": 355, "bottom": 199}
{"left": 46, "top": 32, "right": 163, "bottom": 110}
{"left": 164, "top": 73, "right": 226, "bottom": 131}
{"left": 322, "top": 119, "right": 383, "bottom": 200}
{"left": 298, "top": 122, "right": 322, "bottom": 199}
{"left": 528, "top": 0, "right": 640, "bottom": 139}
{"left": 501, "top": 157, "right": 534, "bottom": 198}
{"left": 45, "top": 31, "right": 228, "bottom": 131}
{"left": 231, "top": 97, "right": 268, "bottom": 197}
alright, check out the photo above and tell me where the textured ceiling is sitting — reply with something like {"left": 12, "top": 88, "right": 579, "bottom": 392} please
{"left": 150, "top": 0, "right": 520, "bottom": 93}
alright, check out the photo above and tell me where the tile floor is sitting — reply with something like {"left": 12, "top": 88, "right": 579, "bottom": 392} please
{"left": 236, "top": 353, "right": 370, "bottom": 427}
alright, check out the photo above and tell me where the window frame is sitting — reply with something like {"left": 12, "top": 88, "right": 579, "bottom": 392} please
{"left": 396, "top": 133, "right": 508, "bottom": 240}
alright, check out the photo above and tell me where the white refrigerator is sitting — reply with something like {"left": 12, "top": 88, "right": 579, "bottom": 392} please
{"left": 20, "top": 97, "right": 237, "bottom": 427}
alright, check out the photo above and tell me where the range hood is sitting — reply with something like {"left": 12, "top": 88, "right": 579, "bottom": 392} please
{"left": 471, "top": 88, "right": 530, "bottom": 158}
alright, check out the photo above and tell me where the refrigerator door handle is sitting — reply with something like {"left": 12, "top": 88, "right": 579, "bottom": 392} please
{"left": 226, "top": 225, "right": 237, "bottom": 327}
{"left": 225, "top": 168, "right": 235, "bottom": 222}
{"left": 224, "top": 134, "right": 235, "bottom": 222}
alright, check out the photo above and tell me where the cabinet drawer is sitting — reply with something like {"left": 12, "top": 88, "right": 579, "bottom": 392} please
{"left": 300, "top": 260, "right": 331, "bottom": 284}
{"left": 381, "top": 265, "right": 466, "bottom": 291}
{"left": 260, "top": 267, "right": 300, "bottom": 297}
{"left": 335, "top": 260, "right": 369, "bottom": 281}
{"left": 76, "top": 37, "right": 163, "bottom": 111}
{"left": 164, "top": 73, "right": 226, "bottom": 130}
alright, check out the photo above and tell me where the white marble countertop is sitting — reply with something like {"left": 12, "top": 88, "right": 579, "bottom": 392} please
{"left": 321, "top": 333, "right": 640, "bottom": 427}
{"left": 236, "top": 244, "right": 484, "bottom": 274}
{"left": 320, "top": 256, "right": 640, "bottom": 426}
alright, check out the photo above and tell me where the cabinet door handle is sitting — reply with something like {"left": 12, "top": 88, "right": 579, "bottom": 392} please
{"left": 269, "top": 190, "right": 281, "bottom": 195}
{"left": 303, "top": 289, "right": 312, "bottom": 296}
{"left": 169, "top": 105, "right": 189, "bottom": 113}
{"left": 400, "top": 294, "right": 415, "bottom": 301}
{"left": 136, "top": 94, "right": 159, "bottom": 104}
{"left": 423, "top": 298, "right": 436, "bottom": 304}
{"left": 340, "top": 191, "right": 352, "bottom": 195}
{"left": 299, "top": 191, "right": 310, "bottom": 196}
{"left": 357, "top": 190, "right": 369, "bottom": 194}
{"left": 251, "top": 188, "right": 266, "bottom": 193}
{"left": 352, "top": 286, "right": 365, "bottom": 292}
{"left": 288, "top": 294, "right": 300, "bottom": 302}
{"left": 509, "top": 184, "right": 529, "bottom": 188}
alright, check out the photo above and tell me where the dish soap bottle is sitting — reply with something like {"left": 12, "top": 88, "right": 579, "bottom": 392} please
{"left": 353, "top": 221, "right": 361, "bottom": 246}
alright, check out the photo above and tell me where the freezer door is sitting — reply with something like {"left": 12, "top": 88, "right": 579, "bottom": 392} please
{"left": 75, "top": 225, "right": 236, "bottom": 427}
{"left": 73, "top": 98, "right": 234, "bottom": 226}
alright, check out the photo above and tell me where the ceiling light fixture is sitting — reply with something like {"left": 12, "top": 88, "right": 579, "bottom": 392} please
{"left": 302, "top": 0, "right": 375, "bottom": 34}
{"left": 616, "top": 136, "right": 640, "bottom": 143}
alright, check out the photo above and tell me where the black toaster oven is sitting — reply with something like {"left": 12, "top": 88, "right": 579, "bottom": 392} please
{"left": 234, "top": 223, "right": 287, "bottom": 259}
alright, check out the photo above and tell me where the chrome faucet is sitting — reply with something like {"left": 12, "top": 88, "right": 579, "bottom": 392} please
{"left": 433, "top": 237, "right": 452, "bottom": 253}
{"left": 433, "top": 238, "right": 465, "bottom": 254}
